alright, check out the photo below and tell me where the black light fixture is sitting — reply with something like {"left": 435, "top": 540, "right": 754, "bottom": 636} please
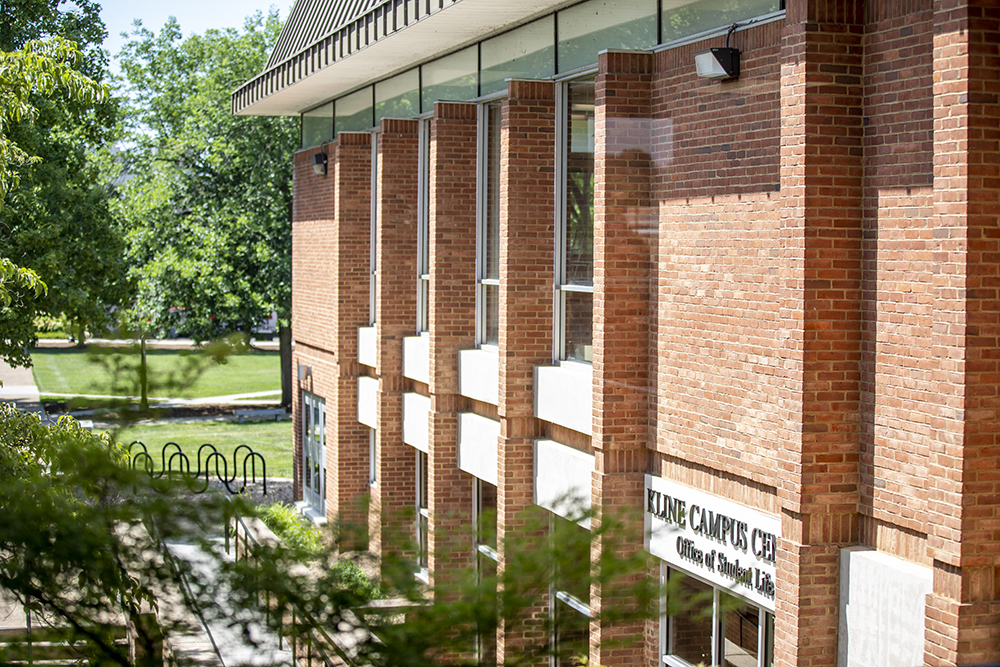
{"left": 694, "top": 23, "right": 740, "bottom": 80}
{"left": 312, "top": 151, "right": 328, "bottom": 176}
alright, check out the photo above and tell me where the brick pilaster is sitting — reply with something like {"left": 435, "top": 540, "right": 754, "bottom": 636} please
{"left": 777, "top": 2, "right": 865, "bottom": 665}
{"left": 427, "top": 102, "right": 478, "bottom": 594}
{"left": 291, "top": 147, "right": 337, "bottom": 501}
{"left": 373, "top": 120, "right": 419, "bottom": 561}
{"left": 496, "top": 79, "right": 556, "bottom": 666}
{"left": 925, "top": 1, "right": 1000, "bottom": 663}
{"left": 590, "top": 50, "right": 655, "bottom": 667}
{"left": 321, "top": 134, "right": 374, "bottom": 539}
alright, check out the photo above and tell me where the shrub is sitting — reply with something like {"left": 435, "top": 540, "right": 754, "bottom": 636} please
{"left": 258, "top": 502, "right": 322, "bottom": 557}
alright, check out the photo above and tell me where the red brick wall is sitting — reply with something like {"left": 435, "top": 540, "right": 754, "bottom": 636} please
{"left": 497, "top": 79, "right": 556, "bottom": 666}
{"left": 860, "top": 0, "right": 935, "bottom": 540}
{"left": 650, "top": 21, "right": 789, "bottom": 488}
{"left": 591, "top": 50, "right": 654, "bottom": 667}
{"left": 373, "top": 119, "right": 419, "bottom": 563}
{"left": 427, "top": 102, "right": 477, "bottom": 591}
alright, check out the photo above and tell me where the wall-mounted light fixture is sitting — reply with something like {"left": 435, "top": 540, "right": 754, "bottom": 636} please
{"left": 694, "top": 23, "right": 741, "bottom": 80}
{"left": 312, "top": 151, "right": 328, "bottom": 176}
{"left": 297, "top": 364, "right": 313, "bottom": 381}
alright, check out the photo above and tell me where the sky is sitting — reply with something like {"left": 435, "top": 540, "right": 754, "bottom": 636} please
{"left": 98, "top": 0, "right": 289, "bottom": 62}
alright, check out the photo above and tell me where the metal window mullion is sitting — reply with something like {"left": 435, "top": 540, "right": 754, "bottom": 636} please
{"left": 417, "top": 119, "right": 430, "bottom": 332}
{"left": 553, "top": 82, "right": 568, "bottom": 362}
{"left": 476, "top": 102, "right": 487, "bottom": 345}
{"left": 370, "top": 133, "right": 379, "bottom": 324}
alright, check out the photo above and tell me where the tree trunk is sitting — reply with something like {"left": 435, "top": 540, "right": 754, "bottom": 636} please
{"left": 279, "top": 324, "right": 292, "bottom": 407}
{"left": 139, "top": 336, "right": 149, "bottom": 412}
{"left": 75, "top": 320, "right": 86, "bottom": 348}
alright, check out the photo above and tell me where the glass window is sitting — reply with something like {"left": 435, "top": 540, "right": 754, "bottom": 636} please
{"left": 421, "top": 46, "right": 478, "bottom": 111}
{"left": 417, "top": 119, "right": 431, "bottom": 333}
{"left": 478, "top": 102, "right": 502, "bottom": 346}
{"left": 368, "top": 428, "right": 377, "bottom": 485}
{"left": 663, "top": 567, "right": 775, "bottom": 667}
{"left": 336, "top": 86, "right": 374, "bottom": 134}
{"left": 557, "top": 0, "right": 656, "bottom": 73}
{"left": 557, "top": 80, "right": 595, "bottom": 362}
{"left": 302, "top": 102, "right": 333, "bottom": 149}
{"left": 370, "top": 134, "right": 378, "bottom": 324}
{"left": 552, "top": 514, "right": 591, "bottom": 667}
{"left": 474, "top": 480, "right": 498, "bottom": 665}
{"left": 661, "top": 0, "right": 781, "bottom": 45}
{"left": 480, "top": 16, "right": 555, "bottom": 96}
{"left": 416, "top": 450, "right": 429, "bottom": 579}
{"left": 375, "top": 69, "right": 420, "bottom": 123}
{"left": 301, "top": 392, "right": 326, "bottom": 514}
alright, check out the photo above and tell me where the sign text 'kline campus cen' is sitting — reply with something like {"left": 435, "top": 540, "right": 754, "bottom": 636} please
{"left": 644, "top": 475, "right": 781, "bottom": 611}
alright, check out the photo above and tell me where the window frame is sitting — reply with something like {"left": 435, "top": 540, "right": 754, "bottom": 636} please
{"left": 370, "top": 132, "right": 379, "bottom": 325}
{"left": 660, "top": 565, "right": 775, "bottom": 667}
{"left": 416, "top": 449, "right": 430, "bottom": 582}
{"left": 553, "top": 78, "right": 596, "bottom": 363}
{"left": 301, "top": 391, "right": 326, "bottom": 514}
{"left": 416, "top": 118, "right": 431, "bottom": 333}
{"left": 476, "top": 100, "right": 503, "bottom": 348}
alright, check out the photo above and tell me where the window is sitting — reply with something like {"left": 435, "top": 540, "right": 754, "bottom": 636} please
{"left": 417, "top": 119, "right": 431, "bottom": 332}
{"left": 557, "top": 0, "right": 656, "bottom": 74}
{"left": 474, "top": 480, "right": 498, "bottom": 665}
{"left": 477, "top": 102, "right": 502, "bottom": 347}
{"left": 662, "top": 567, "right": 775, "bottom": 667}
{"left": 336, "top": 86, "right": 374, "bottom": 134}
{"left": 301, "top": 392, "right": 326, "bottom": 514}
{"left": 416, "top": 450, "right": 430, "bottom": 581}
{"left": 551, "top": 514, "right": 591, "bottom": 667}
{"left": 370, "top": 133, "right": 379, "bottom": 324}
{"left": 555, "top": 79, "right": 595, "bottom": 362}
{"left": 368, "top": 428, "right": 377, "bottom": 486}
{"left": 301, "top": 101, "right": 333, "bottom": 149}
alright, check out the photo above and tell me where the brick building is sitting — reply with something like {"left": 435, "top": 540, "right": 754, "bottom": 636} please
{"left": 232, "top": 0, "right": 1000, "bottom": 664}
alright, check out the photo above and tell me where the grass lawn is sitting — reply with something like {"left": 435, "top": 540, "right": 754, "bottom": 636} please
{"left": 31, "top": 346, "right": 280, "bottom": 400}
{"left": 115, "top": 420, "right": 294, "bottom": 479}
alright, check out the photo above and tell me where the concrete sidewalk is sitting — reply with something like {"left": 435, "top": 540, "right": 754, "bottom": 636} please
{"left": 0, "top": 359, "right": 46, "bottom": 417}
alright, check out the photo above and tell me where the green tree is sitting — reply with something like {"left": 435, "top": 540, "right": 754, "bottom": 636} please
{"left": 0, "top": 35, "right": 109, "bottom": 366}
{"left": 116, "top": 12, "right": 297, "bottom": 404}
{"left": 0, "top": 0, "right": 128, "bottom": 348}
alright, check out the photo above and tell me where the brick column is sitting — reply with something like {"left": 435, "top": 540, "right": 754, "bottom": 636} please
{"left": 777, "top": 2, "right": 865, "bottom": 665}
{"left": 294, "top": 135, "right": 372, "bottom": 534}
{"left": 925, "top": 1, "right": 1000, "bottom": 664}
{"left": 590, "top": 50, "right": 654, "bottom": 667}
{"left": 291, "top": 147, "right": 337, "bottom": 502}
{"left": 373, "top": 121, "right": 419, "bottom": 560}
{"left": 427, "top": 102, "right": 478, "bottom": 592}
{"left": 497, "top": 79, "right": 556, "bottom": 666}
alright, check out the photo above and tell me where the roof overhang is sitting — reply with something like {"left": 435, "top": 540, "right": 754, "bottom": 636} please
{"left": 233, "top": 0, "right": 577, "bottom": 117}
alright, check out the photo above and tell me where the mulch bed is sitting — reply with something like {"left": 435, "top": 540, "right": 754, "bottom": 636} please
{"left": 43, "top": 402, "right": 283, "bottom": 419}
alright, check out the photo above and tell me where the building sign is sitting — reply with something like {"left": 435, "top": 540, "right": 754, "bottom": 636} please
{"left": 644, "top": 475, "right": 781, "bottom": 611}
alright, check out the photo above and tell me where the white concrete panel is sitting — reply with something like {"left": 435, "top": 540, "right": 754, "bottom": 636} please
{"left": 403, "top": 392, "right": 430, "bottom": 453}
{"left": 838, "top": 547, "right": 932, "bottom": 667}
{"left": 403, "top": 335, "right": 430, "bottom": 384}
{"left": 357, "top": 376, "right": 378, "bottom": 428}
{"left": 457, "top": 413, "right": 500, "bottom": 485}
{"left": 534, "top": 439, "right": 594, "bottom": 522}
{"left": 535, "top": 363, "right": 593, "bottom": 435}
{"left": 358, "top": 326, "right": 376, "bottom": 368}
{"left": 458, "top": 347, "right": 499, "bottom": 405}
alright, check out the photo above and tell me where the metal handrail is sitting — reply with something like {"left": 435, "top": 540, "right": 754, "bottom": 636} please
{"left": 228, "top": 505, "right": 356, "bottom": 667}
